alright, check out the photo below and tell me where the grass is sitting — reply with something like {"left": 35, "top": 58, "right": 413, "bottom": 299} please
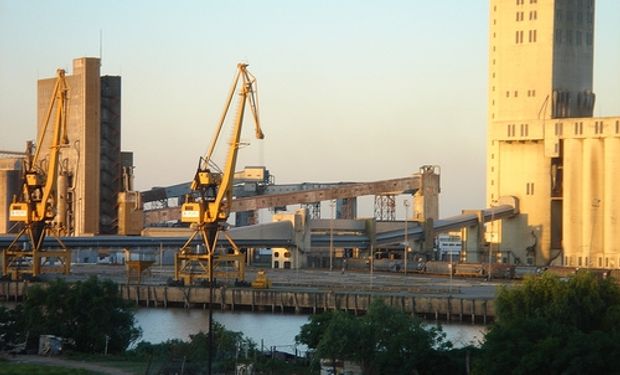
{"left": 62, "top": 352, "right": 148, "bottom": 374}
{"left": 0, "top": 362, "right": 100, "bottom": 375}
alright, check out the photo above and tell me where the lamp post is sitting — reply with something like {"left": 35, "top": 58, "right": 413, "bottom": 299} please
{"left": 403, "top": 200, "right": 410, "bottom": 276}
{"left": 330, "top": 199, "right": 336, "bottom": 271}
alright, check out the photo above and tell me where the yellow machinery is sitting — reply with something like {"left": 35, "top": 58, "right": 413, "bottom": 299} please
{"left": 2, "top": 69, "right": 71, "bottom": 280}
{"left": 251, "top": 269, "right": 272, "bottom": 289}
{"left": 175, "top": 63, "right": 264, "bottom": 285}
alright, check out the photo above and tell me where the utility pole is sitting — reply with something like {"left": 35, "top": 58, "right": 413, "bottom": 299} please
{"left": 404, "top": 200, "right": 410, "bottom": 276}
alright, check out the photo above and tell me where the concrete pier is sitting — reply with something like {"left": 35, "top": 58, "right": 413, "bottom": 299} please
{"left": 0, "top": 280, "right": 495, "bottom": 324}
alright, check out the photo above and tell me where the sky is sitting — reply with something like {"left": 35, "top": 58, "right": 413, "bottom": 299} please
{"left": 1, "top": 0, "right": 619, "bottom": 218}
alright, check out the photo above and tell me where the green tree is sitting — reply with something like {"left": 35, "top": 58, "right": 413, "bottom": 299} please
{"left": 129, "top": 322, "right": 257, "bottom": 374}
{"left": 297, "top": 299, "right": 461, "bottom": 375}
{"left": 18, "top": 277, "right": 141, "bottom": 353}
{"left": 474, "top": 272, "right": 620, "bottom": 374}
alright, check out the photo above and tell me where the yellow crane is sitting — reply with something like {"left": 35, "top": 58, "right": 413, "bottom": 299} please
{"left": 3, "top": 69, "right": 71, "bottom": 280}
{"left": 175, "top": 63, "right": 264, "bottom": 285}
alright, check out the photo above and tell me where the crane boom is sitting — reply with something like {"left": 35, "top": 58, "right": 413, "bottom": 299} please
{"left": 176, "top": 63, "right": 264, "bottom": 285}
{"left": 3, "top": 69, "right": 71, "bottom": 279}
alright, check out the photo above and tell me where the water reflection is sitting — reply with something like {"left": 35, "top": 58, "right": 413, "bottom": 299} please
{"left": 134, "top": 308, "right": 487, "bottom": 354}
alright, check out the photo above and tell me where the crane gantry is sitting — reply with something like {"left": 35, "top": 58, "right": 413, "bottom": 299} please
{"left": 175, "top": 63, "right": 264, "bottom": 285}
{"left": 3, "top": 69, "right": 71, "bottom": 280}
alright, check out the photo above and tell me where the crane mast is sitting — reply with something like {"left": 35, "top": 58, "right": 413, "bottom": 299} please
{"left": 3, "top": 69, "right": 71, "bottom": 280}
{"left": 175, "top": 63, "right": 264, "bottom": 285}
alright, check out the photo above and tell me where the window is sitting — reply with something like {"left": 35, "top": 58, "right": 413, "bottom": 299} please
{"left": 514, "top": 90, "right": 518, "bottom": 97}
{"left": 555, "top": 122, "right": 563, "bottom": 136}
{"left": 274, "top": 251, "right": 280, "bottom": 258}
{"left": 576, "top": 31, "right": 582, "bottom": 46}
{"left": 616, "top": 120, "right": 619, "bottom": 134}
{"left": 578, "top": 256, "right": 582, "bottom": 266}
{"left": 515, "top": 30, "right": 524, "bottom": 44}
{"left": 595, "top": 121, "right": 604, "bottom": 135}
{"left": 555, "top": 29, "right": 562, "bottom": 44}
{"left": 526, "top": 182, "right": 535, "bottom": 195}
{"left": 506, "top": 91, "right": 510, "bottom": 98}
{"left": 507, "top": 124, "right": 516, "bottom": 137}
{"left": 574, "top": 122, "right": 583, "bottom": 135}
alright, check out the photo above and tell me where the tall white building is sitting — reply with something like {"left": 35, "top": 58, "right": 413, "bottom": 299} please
{"left": 487, "top": 0, "right": 620, "bottom": 267}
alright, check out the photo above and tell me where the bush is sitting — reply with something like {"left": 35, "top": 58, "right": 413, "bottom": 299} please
{"left": 2, "top": 277, "right": 141, "bottom": 353}
{"left": 474, "top": 272, "right": 620, "bottom": 374}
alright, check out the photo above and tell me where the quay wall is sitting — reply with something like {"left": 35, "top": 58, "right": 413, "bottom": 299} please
{"left": 0, "top": 281, "right": 495, "bottom": 324}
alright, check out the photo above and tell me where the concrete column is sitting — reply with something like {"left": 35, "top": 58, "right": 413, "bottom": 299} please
{"left": 563, "top": 138, "right": 582, "bottom": 266}
{"left": 462, "top": 210, "right": 484, "bottom": 263}
{"left": 582, "top": 138, "right": 603, "bottom": 267}
{"left": 413, "top": 166, "right": 439, "bottom": 222}
{"left": 604, "top": 138, "right": 620, "bottom": 267}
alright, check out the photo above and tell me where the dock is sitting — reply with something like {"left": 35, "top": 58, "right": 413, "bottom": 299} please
{"left": 0, "top": 279, "right": 495, "bottom": 324}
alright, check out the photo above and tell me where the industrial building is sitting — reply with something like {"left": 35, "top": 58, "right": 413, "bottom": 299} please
{"left": 0, "top": 57, "right": 141, "bottom": 237}
{"left": 486, "top": 0, "right": 620, "bottom": 267}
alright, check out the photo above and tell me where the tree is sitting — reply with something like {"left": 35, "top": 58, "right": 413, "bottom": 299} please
{"left": 297, "top": 299, "right": 460, "bottom": 375}
{"left": 17, "top": 277, "right": 141, "bottom": 353}
{"left": 130, "top": 322, "right": 257, "bottom": 374}
{"left": 474, "top": 272, "right": 620, "bottom": 374}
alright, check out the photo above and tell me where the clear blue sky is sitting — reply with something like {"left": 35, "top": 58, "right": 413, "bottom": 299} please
{"left": 1, "top": 0, "right": 619, "bottom": 217}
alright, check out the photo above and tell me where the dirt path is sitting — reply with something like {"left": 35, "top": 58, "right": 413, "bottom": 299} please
{"left": 2, "top": 354, "right": 135, "bottom": 375}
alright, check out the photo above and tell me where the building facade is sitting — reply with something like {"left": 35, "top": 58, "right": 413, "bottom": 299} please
{"left": 488, "top": 0, "right": 620, "bottom": 267}
{"left": 36, "top": 57, "right": 123, "bottom": 235}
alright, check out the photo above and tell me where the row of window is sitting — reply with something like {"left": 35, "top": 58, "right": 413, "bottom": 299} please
{"left": 555, "top": 29, "right": 593, "bottom": 46}
{"left": 516, "top": 10, "right": 538, "bottom": 21}
{"left": 553, "top": 120, "right": 620, "bottom": 136}
{"left": 556, "top": 9, "right": 594, "bottom": 26}
{"left": 516, "top": 0, "right": 537, "bottom": 5}
{"left": 567, "top": 256, "right": 618, "bottom": 268}
{"left": 516, "top": 29, "right": 537, "bottom": 43}
{"left": 505, "top": 90, "right": 533, "bottom": 98}
{"left": 506, "top": 123, "right": 530, "bottom": 137}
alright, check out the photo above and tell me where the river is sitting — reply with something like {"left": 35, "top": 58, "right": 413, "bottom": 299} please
{"left": 0, "top": 301, "right": 488, "bottom": 353}
{"left": 134, "top": 308, "right": 487, "bottom": 354}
